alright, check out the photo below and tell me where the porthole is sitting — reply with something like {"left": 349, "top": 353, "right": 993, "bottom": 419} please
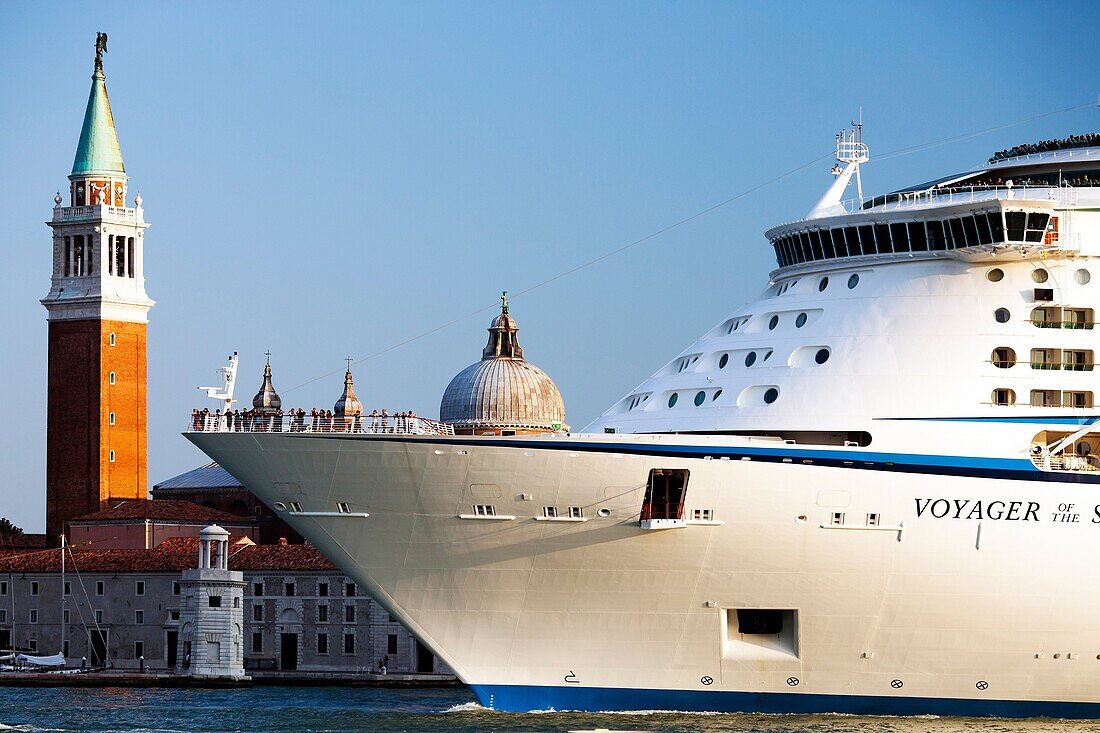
{"left": 994, "top": 308, "right": 1011, "bottom": 323}
{"left": 1076, "top": 269, "right": 1091, "bottom": 285}
{"left": 814, "top": 348, "right": 830, "bottom": 365}
{"left": 273, "top": 502, "right": 288, "bottom": 511}
{"left": 795, "top": 312, "right": 808, "bottom": 328}
{"left": 668, "top": 393, "right": 678, "bottom": 408}
{"left": 712, "top": 389, "right": 722, "bottom": 401}
{"left": 694, "top": 391, "right": 706, "bottom": 407}
{"left": 1032, "top": 269, "right": 1049, "bottom": 283}
{"left": 992, "top": 347, "right": 1016, "bottom": 369}
{"left": 718, "top": 354, "right": 729, "bottom": 369}
{"left": 818, "top": 276, "right": 829, "bottom": 292}
{"left": 597, "top": 508, "right": 612, "bottom": 517}
{"left": 847, "top": 273, "right": 859, "bottom": 289}
{"left": 762, "top": 350, "right": 773, "bottom": 362}
{"left": 987, "top": 268, "right": 1004, "bottom": 282}
{"left": 768, "top": 315, "right": 779, "bottom": 330}
{"left": 745, "top": 351, "right": 757, "bottom": 367}
{"left": 763, "top": 388, "right": 779, "bottom": 404}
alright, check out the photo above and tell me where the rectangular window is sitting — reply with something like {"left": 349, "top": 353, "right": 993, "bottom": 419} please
{"left": 29, "top": 609, "right": 38, "bottom": 624}
{"left": 135, "top": 610, "right": 144, "bottom": 624}
{"left": 1030, "top": 348, "right": 1061, "bottom": 370}
{"left": 832, "top": 228, "right": 849, "bottom": 258}
{"left": 831, "top": 511, "right": 845, "bottom": 526}
{"left": 641, "top": 468, "right": 689, "bottom": 522}
{"left": 1064, "top": 350, "right": 1094, "bottom": 372}
{"left": 1064, "top": 391, "right": 1094, "bottom": 409}
{"left": 821, "top": 228, "right": 836, "bottom": 259}
{"left": 1031, "top": 389, "right": 1062, "bottom": 407}
{"left": 288, "top": 501, "right": 303, "bottom": 512}
{"left": 907, "top": 221, "right": 928, "bottom": 252}
{"left": 170, "top": 610, "right": 179, "bottom": 621}
{"left": 63, "top": 609, "right": 70, "bottom": 624}
{"left": 0, "top": 581, "right": 6, "bottom": 595}
{"left": 974, "top": 213, "right": 993, "bottom": 245}
{"left": 208, "top": 595, "right": 222, "bottom": 608}
{"left": 873, "top": 223, "right": 891, "bottom": 254}
{"left": 253, "top": 604, "right": 263, "bottom": 622}
{"left": 63, "top": 236, "right": 72, "bottom": 277}
{"left": 127, "top": 237, "right": 135, "bottom": 278}
{"left": 30, "top": 582, "right": 38, "bottom": 596}
{"left": 252, "top": 632, "right": 263, "bottom": 653}
{"left": 344, "top": 605, "right": 355, "bottom": 623}
{"left": 387, "top": 634, "right": 398, "bottom": 655}
{"left": 0, "top": 610, "right": 6, "bottom": 623}
{"left": 317, "top": 633, "right": 328, "bottom": 654}
{"left": 28, "top": 640, "right": 37, "bottom": 652}
{"left": 987, "top": 211, "right": 1005, "bottom": 242}
{"left": 109, "top": 412, "right": 116, "bottom": 426}
{"left": 542, "top": 506, "right": 558, "bottom": 518}
{"left": 63, "top": 640, "right": 69, "bottom": 658}
{"left": 1006, "top": 211, "right": 1026, "bottom": 241}
{"left": 809, "top": 230, "right": 824, "bottom": 260}
{"left": 692, "top": 508, "right": 714, "bottom": 521}
{"left": 927, "top": 220, "right": 947, "bottom": 250}
{"left": 336, "top": 502, "right": 351, "bottom": 514}
{"left": 135, "top": 581, "right": 145, "bottom": 596}
{"left": 568, "top": 506, "right": 584, "bottom": 519}
{"left": 96, "top": 581, "right": 104, "bottom": 596}
{"left": 253, "top": 582, "right": 263, "bottom": 596}
{"left": 135, "top": 641, "right": 144, "bottom": 659}
{"left": 318, "top": 582, "right": 328, "bottom": 597}
{"left": 64, "top": 581, "right": 71, "bottom": 595}
{"left": 866, "top": 513, "right": 881, "bottom": 526}
{"left": 95, "top": 610, "right": 103, "bottom": 625}
{"left": 345, "top": 582, "right": 356, "bottom": 597}
{"left": 948, "top": 217, "right": 965, "bottom": 248}
{"left": 234, "top": 596, "right": 239, "bottom": 609}
{"left": 388, "top": 613, "right": 397, "bottom": 623}
{"left": 173, "top": 581, "right": 181, "bottom": 596}
{"left": 889, "top": 222, "right": 909, "bottom": 253}
{"left": 344, "top": 634, "right": 356, "bottom": 654}
{"left": 109, "top": 450, "right": 115, "bottom": 463}
{"left": 285, "top": 582, "right": 295, "bottom": 597}
{"left": 318, "top": 604, "right": 328, "bottom": 622}
{"left": 961, "top": 215, "right": 979, "bottom": 247}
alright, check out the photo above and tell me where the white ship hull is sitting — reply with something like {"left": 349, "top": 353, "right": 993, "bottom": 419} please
{"left": 188, "top": 429, "right": 1100, "bottom": 716}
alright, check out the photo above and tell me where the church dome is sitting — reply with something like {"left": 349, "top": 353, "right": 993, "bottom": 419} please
{"left": 440, "top": 293, "right": 567, "bottom": 433}
{"left": 334, "top": 364, "right": 364, "bottom": 417}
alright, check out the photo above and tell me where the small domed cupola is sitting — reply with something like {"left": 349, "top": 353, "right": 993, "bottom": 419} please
{"left": 440, "top": 292, "right": 568, "bottom": 435}
{"left": 334, "top": 359, "right": 364, "bottom": 418}
{"left": 252, "top": 353, "right": 282, "bottom": 414}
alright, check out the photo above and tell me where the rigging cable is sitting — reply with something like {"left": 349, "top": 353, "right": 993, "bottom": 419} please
{"left": 281, "top": 99, "right": 1096, "bottom": 394}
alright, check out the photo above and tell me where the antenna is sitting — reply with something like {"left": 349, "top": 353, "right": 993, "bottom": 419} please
{"left": 806, "top": 115, "right": 871, "bottom": 220}
{"left": 198, "top": 352, "right": 239, "bottom": 413}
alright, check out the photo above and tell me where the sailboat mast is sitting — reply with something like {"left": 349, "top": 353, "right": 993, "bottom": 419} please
{"left": 60, "top": 536, "right": 66, "bottom": 657}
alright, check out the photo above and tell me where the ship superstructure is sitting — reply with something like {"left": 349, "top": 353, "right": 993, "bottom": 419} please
{"left": 188, "top": 127, "right": 1100, "bottom": 717}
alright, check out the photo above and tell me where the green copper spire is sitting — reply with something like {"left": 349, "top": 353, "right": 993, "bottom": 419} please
{"left": 70, "top": 34, "right": 126, "bottom": 179}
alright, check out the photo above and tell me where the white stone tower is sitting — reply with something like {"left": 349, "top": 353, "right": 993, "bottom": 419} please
{"left": 177, "top": 525, "right": 247, "bottom": 679}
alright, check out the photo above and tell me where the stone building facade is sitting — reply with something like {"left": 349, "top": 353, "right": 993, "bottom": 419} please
{"left": 0, "top": 539, "right": 445, "bottom": 676}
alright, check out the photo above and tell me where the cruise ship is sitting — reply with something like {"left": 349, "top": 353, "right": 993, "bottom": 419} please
{"left": 188, "top": 126, "right": 1100, "bottom": 717}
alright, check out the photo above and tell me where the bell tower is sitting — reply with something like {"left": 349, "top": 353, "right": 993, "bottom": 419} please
{"left": 42, "top": 34, "right": 154, "bottom": 540}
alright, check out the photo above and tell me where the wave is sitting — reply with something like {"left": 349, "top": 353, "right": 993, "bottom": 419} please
{"left": 441, "top": 702, "right": 496, "bottom": 713}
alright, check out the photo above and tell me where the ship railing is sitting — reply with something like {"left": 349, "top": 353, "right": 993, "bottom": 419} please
{"left": 1035, "top": 453, "right": 1100, "bottom": 472}
{"left": 1029, "top": 362, "right": 1095, "bottom": 371}
{"left": 1030, "top": 320, "right": 1096, "bottom": 330}
{"left": 185, "top": 412, "right": 455, "bottom": 436}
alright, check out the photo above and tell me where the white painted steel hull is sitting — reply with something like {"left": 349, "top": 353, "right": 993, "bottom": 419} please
{"left": 187, "top": 429, "right": 1100, "bottom": 715}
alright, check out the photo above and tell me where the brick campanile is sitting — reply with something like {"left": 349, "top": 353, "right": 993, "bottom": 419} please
{"left": 42, "top": 35, "right": 154, "bottom": 541}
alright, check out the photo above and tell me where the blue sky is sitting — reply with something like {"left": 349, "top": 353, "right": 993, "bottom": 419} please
{"left": 1, "top": 1, "right": 1097, "bottom": 531}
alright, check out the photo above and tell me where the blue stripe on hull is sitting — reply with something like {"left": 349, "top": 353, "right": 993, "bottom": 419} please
{"left": 470, "top": 684, "right": 1100, "bottom": 719}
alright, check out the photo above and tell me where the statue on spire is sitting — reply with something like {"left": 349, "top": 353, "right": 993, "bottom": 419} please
{"left": 501, "top": 291, "right": 509, "bottom": 314}
{"left": 95, "top": 32, "right": 109, "bottom": 63}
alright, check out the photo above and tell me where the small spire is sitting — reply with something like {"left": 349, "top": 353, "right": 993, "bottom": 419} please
{"left": 252, "top": 356, "right": 281, "bottom": 414}
{"left": 334, "top": 360, "right": 363, "bottom": 417}
{"left": 71, "top": 33, "right": 126, "bottom": 179}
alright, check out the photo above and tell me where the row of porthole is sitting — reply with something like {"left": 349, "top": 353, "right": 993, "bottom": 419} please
{"left": 669, "top": 387, "right": 780, "bottom": 409}
{"left": 718, "top": 348, "right": 830, "bottom": 370}
{"left": 987, "top": 267, "right": 1091, "bottom": 285}
{"left": 777, "top": 273, "right": 861, "bottom": 295}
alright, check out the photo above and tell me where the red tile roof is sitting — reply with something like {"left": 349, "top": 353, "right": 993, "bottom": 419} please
{"left": 0, "top": 538, "right": 338, "bottom": 573}
{"left": 0, "top": 533, "right": 49, "bottom": 550}
{"left": 69, "top": 499, "right": 253, "bottom": 525}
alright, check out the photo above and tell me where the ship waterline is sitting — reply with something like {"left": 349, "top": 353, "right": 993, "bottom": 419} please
{"left": 187, "top": 428, "right": 1100, "bottom": 716}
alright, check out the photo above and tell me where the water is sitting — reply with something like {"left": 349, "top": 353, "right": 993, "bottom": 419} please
{"left": 2, "top": 686, "right": 1099, "bottom": 733}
